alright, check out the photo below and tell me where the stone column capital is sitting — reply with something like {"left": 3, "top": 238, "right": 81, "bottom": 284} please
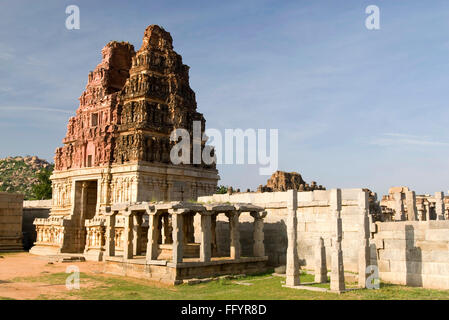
{"left": 250, "top": 211, "right": 267, "bottom": 220}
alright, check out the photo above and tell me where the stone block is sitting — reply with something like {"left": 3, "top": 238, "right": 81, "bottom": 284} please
{"left": 421, "top": 262, "right": 449, "bottom": 275}
{"left": 377, "top": 260, "right": 390, "bottom": 272}
{"left": 427, "top": 221, "right": 449, "bottom": 229}
{"left": 420, "top": 249, "right": 449, "bottom": 263}
{"left": 421, "top": 275, "right": 449, "bottom": 290}
{"left": 425, "top": 229, "right": 449, "bottom": 242}
{"left": 378, "top": 248, "right": 406, "bottom": 261}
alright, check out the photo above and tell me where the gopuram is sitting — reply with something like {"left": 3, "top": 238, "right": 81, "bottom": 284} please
{"left": 31, "top": 25, "right": 220, "bottom": 260}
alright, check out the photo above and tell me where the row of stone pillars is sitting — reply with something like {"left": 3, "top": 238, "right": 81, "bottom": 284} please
{"left": 104, "top": 202, "right": 267, "bottom": 264}
{"left": 394, "top": 191, "right": 446, "bottom": 221}
{"left": 285, "top": 189, "right": 371, "bottom": 293}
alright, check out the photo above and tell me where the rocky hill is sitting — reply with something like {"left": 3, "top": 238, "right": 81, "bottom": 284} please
{"left": 0, "top": 156, "right": 53, "bottom": 200}
{"left": 258, "top": 170, "right": 326, "bottom": 192}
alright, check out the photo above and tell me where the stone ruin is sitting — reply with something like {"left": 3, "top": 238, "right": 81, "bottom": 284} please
{"left": 21, "top": 24, "right": 449, "bottom": 290}
{"left": 0, "top": 193, "right": 23, "bottom": 252}
{"left": 103, "top": 201, "right": 268, "bottom": 284}
{"left": 257, "top": 170, "right": 325, "bottom": 192}
{"left": 380, "top": 186, "right": 449, "bottom": 222}
{"left": 55, "top": 25, "right": 215, "bottom": 173}
{"left": 31, "top": 25, "right": 219, "bottom": 259}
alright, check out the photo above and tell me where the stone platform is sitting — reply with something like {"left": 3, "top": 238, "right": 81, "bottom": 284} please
{"left": 104, "top": 256, "right": 269, "bottom": 285}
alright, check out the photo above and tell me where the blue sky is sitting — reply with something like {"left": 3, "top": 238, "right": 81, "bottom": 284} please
{"left": 1, "top": 0, "right": 449, "bottom": 196}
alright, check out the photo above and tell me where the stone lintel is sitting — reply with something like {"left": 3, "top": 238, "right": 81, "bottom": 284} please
{"left": 110, "top": 203, "right": 129, "bottom": 212}
{"left": 233, "top": 203, "right": 264, "bottom": 213}
{"left": 203, "top": 203, "right": 236, "bottom": 212}
{"left": 128, "top": 202, "right": 154, "bottom": 213}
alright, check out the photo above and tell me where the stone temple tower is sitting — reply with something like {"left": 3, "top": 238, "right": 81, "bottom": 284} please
{"left": 31, "top": 25, "right": 219, "bottom": 258}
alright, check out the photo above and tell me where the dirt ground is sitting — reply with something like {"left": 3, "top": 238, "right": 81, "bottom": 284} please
{"left": 0, "top": 252, "right": 104, "bottom": 300}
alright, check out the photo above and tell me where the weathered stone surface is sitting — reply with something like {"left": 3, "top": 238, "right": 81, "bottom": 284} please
{"left": 435, "top": 192, "right": 445, "bottom": 220}
{"left": 266, "top": 171, "right": 305, "bottom": 192}
{"left": 55, "top": 41, "right": 135, "bottom": 170}
{"left": 372, "top": 220, "right": 449, "bottom": 290}
{"left": 22, "top": 200, "right": 51, "bottom": 250}
{"left": 285, "top": 190, "right": 300, "bottom": 286}
{"left": 329, "top": 189, "right": 345, "bottom": 292}
{"left": 55, "top": 26, "right": 216, "bottom": 171}
{"left": 200, "top": 189, "right": 372, "bottom": 272}
{"left": 358, "top": 191, "right": 370, "bottom": 288}
{"left": 405, "top": 191, "right": 418, "bottom": 221}
{"left": 262, "top": 171, "right": 325, "bottom": 192}
{"left": 0, "top": 192, "right": 24, "bottom": 252}
{"left": 314, "top": 237, "right": 327, "bottom": 283}
{"left": 380, "top": 187, "right": 449, "bottom": 222}
{"left": 32, "top": 25, "right": 219, "bottom": 258}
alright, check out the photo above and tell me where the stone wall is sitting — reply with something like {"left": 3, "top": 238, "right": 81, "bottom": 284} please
{"left": 0, "top": 192, "right": 24, "bottom": 252}
{"left": 198, "top": 189, "right": 369, "bottom": 272}
{"left": 371, "top": 220, "right": 449, "bottom": 290}
{"left": 23, "top": 200, "right": 51, "bottom": 250}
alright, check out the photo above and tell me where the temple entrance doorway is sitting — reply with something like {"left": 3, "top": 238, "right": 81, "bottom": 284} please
{"left": 73, "top": 180, "right": 98, "bottom": 252}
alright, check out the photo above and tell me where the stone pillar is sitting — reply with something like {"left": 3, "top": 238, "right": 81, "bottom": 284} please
{"left": 251, "top": 211, "right": 267, "bottom": 257}
{"left": 330, "top": 189, "right": 345, "bottom": 292}
{"left": 105, "top": 213, "right": 116, "bottom": 257}
{"left": 425, "top": 201, "right": 431, "bottom": 221}
{"left": 105, "top": 174, "right": 112, "bottom": 206}
{"left": 162, "top": 214, "right": 172, "bottom": 244}
{"left": 133, "top": 214, "right": 142, "bottom": 256}
{"left": 229, "top": 211, "right": 241, "bottom": 259}
{"left": 211, "top": 214, "right": 218, "bottom": 257}
{"left": 79, "top": 182, "right": 88, "bottom": 225}
{"left": 286, "top": 189, "right": 300, "bottom": 286}
{"left": 405, "top": 191, "right": 418, "bottom": 221}
{"left": 157, "top": 215, "right": 163, "bottom": 243}
{"left": 183, "top": 214, "right": 195, "bottom": 243}
{"left": 200, "top": 214, "right": 212, "bottom": 262}
{"left": 182, "top": 214, "right": 189, "bottom": 243}
{"left": 123, "top": 213, "right": 134, "bottom": 260}
{"left": 146, "top": 213, "right": 160, "bottom": 263}
{"left": 393, "top": 192, "right": 404, "bottom": 221}
{"left": 417, "top": 201, "right": 425, "bottom": 221}
{"left": 171, "top": 213, "right": 184, "bottom": 263}
{"left": 435, "top": 192, "right": 445, "bottom": 220}
{"left": 314, "top": 237, "right": 327, "bottom": 283}
{"left": 78, "top": 182, "right": 89, "bottom": 251}
{"left": 358, "top": 190, "right": 370, "bottom": 288}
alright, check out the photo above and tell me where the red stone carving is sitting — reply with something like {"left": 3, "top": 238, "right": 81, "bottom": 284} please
{"left": 55, "top": 25, "right": 215, "bottom": 171}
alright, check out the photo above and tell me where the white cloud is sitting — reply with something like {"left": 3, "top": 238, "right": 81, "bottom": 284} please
{"left": 370, "top": 133, "right": 449, "bottom": 147}
{"left": 0, "top": 106, "right": 73, "bottom": 115}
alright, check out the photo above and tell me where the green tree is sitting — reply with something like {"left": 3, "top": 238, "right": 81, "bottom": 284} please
{"left": 216, "top": 185, "right": 228, "bottom": 194}
{"left": 32, "top": 168, "right": 53, "bottom": 200}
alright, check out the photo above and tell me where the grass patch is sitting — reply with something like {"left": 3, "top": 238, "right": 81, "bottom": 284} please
{"left": 7, "top": 271, "right": 449, "bottom": 300}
